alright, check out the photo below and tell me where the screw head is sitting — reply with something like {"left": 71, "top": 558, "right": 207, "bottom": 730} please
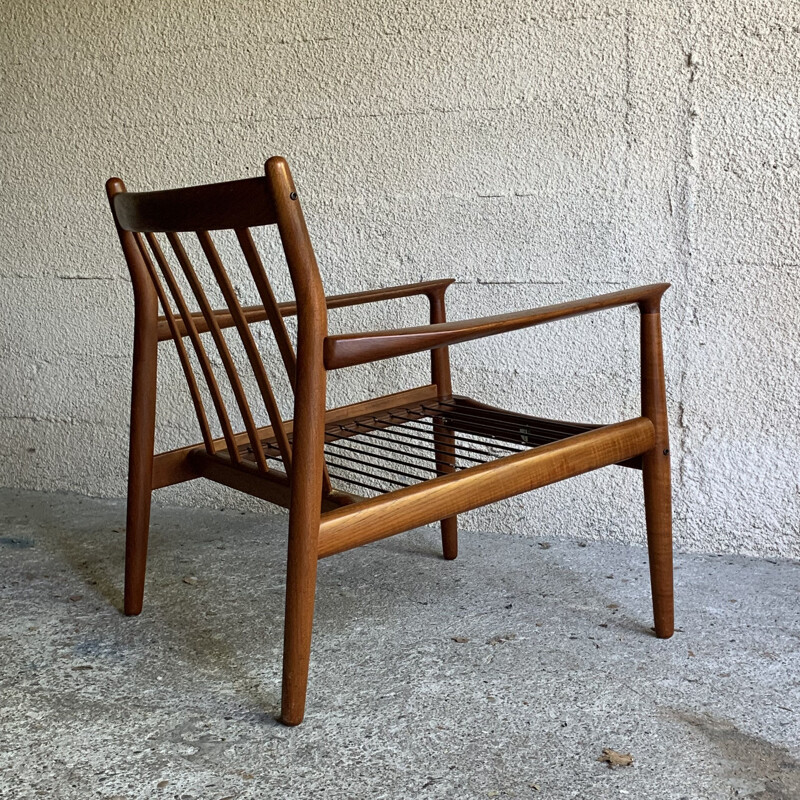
{"left": 289, "top": 191, "right": 298, "bottom": 200}
{"left": 663, "top": 448, "right": 670, "bottom": 456}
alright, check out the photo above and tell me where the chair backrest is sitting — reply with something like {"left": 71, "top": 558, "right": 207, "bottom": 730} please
{"left": 106, "top": 157, "right": 328, "bottom": 481}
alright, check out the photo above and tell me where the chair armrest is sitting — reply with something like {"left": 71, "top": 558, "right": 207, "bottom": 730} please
{"left": 323, "top": 283, "right": 670, "bottom": 370}
{"left": 315, "top": 278, "right": 455, "bottom": 313}
{"left": 156, "top": 279, "right": 455, "bottom": 341}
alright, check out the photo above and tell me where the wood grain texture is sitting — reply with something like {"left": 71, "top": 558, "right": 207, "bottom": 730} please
{"left": 159, "top": 232, "right": 242, "bottom": 460}
{"left": 155, "top": 279, "right": 456, "bottom": 341}
{"left": 149, "top": 384, "right": 439, "bottom": 489}
{"left": 106, "top": 178, "right": 158, "bottom": 617}
{"left": 107, "top": 158, "right": 675, "bottom": 727}
{"left": 428, "top": 283, "right": 458, "bottom": 560}
{"left": 324, "top": 284, "right": 671, "bottom": 369}
{"left": 141, "top": 233, "right": 215, "bottom": 453}
{"left": 190, "top": 451, "right": 360, "bottom": 511}
{"left": 197, "top": 229, "right": 293, "bottom": 472}
{"left": 317, "top": 417, "right": 655, "bottom": 558}
{"left": 451, "top": 396, "right": 644, "bottom": 470}
{"left": 266, "top": 157, "right": 329, "bottom": 726}
{"left": 113, "top": 175, "right": 276, "bottom": 232}
{"left": 640, "top": 306, "right": 674, "bottom": 639}
{"left": 169, "top": 232, "right": 268, "bottom": 471}
{"left": 236, "top": 227, "right": 298, "bottom": 388}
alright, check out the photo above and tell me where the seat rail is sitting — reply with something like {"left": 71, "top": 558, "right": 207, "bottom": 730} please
{"left": 316, "top": 416, "right": 655, "bottom": 558}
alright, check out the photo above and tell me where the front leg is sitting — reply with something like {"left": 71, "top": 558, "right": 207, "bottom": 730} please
{"left": 280, "top": 321, "right": 327, "bottom": 725}
{"left": 639, "top": 301, "right": 674, "bottom": 639}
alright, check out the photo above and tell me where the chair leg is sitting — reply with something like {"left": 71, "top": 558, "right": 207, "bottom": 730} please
{"left": 432, "top": 419, "right": 458, "bottom": 560}
{"left": 124, "top": 460, "right": 153, "bottom": 616}
{"left": 124, "top": 286, "right": 158, "bottom": 617}
{"left": 642, "top": 449, "right": 673, "bottom": 638}
{"left": 279, "top": 322, "right": 326, "bottom": 726}
{"left": 441, "top": 516, "right": 458, "bottom": 560}
{"left": 280, "top": 441, "right": 323, "bottom": 725}
{"left": 429, "top": 288, "right": 458, "bottom": 561}
{"left": 280, "top": 510, "right": 320, "bottom": 726}
{"left": 640, "top": 307, "right": 674, "bottom": 639}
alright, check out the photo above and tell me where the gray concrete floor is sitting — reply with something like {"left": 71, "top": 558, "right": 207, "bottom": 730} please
{"left": 0, "top": 488, "right": 798, "bottom": 800}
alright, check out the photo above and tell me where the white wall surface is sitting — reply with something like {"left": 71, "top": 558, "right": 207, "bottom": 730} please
{"left": 1, "top": 0, "right": 798, "bottom": 557}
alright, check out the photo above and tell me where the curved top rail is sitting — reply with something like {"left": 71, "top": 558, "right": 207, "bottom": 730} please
{"left": 111, "top": 175, "right": 276, "bottom": 233}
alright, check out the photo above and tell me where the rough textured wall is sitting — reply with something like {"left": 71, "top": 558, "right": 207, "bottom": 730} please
{"left": 1, "top": 0, "right": 798, "bottom": 556}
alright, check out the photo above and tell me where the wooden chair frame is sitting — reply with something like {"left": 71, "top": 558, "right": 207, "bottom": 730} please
{"left": 106, "top": 157, "right": 673, "bottom": 726}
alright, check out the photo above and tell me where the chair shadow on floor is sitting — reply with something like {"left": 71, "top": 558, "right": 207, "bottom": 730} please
{"left": 50, "top": 498, "right": 660, "bottom": 724}
{"left": 51, "top": 513, "right": 126, "bottom": 613}
{"left": 51, "top": 507, "right": 284, "bottom": 722}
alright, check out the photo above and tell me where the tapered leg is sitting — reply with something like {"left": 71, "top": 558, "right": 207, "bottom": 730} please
{"left": 440, "top": 516, "right": 458, "bottom": 560}
{"left": 280, "top": 507, "right": 320, "bottom": 726}
{"left": 429, "top": 287, "right": 458, "bottom": 560}
{"left": 640, "top": 307, "right": 674, "bottom": 638}
{"left": 124, "top": 286, "right": 158, "bottom": 616}
{"left": 642, "top": 448, "right": 673, "bottom": 638}
{"left": 432, "top": 424, "right": 458, "bottom": 560}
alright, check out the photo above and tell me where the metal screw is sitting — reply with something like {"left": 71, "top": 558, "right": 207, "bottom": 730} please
{"left": 663, "top": 448, "right": 670, "bottom": 456}
{"left": 289, "top": 191, "right": 297, "bottom": 200}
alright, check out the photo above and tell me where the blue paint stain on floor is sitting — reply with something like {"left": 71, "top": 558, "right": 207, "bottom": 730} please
{"left": 0, "top": 536, "right": 34, "bottom": 548}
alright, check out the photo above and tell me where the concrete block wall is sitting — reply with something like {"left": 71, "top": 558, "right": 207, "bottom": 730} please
{"left": 1, "top": 0, "right": 798, "bottom": 557}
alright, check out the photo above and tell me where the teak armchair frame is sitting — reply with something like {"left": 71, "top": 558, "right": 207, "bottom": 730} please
{"left": 106, "top": 157, "right": 673, "bottom": 726}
